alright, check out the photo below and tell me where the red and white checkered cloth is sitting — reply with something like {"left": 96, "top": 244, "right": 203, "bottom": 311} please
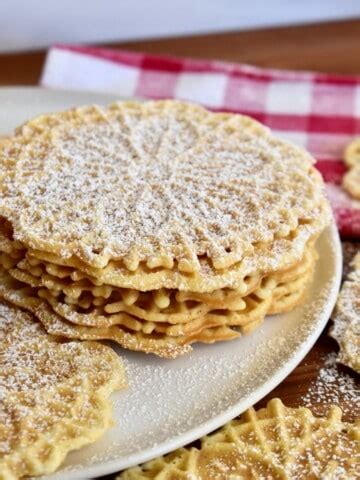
{"left": 42, "top": 45, "right": 360, "bottom": 239}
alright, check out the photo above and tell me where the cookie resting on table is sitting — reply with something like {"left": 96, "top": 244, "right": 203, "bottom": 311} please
{"left": 118, "top": 398, "right": 360, "bottom": 480}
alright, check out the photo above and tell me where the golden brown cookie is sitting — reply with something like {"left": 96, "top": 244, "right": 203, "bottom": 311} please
{"left": 342, "top": 137, "right": 360, "bottom": 200}
{"left": 0, "top": 300, "right": 126, "bottom": 479}
{"left": 118, "top": 398, "right": 360, "bottom": 479}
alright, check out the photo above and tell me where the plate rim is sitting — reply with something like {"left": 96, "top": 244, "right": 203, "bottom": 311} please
{"left": 0, "top": 87, "right": 343, "bottom": 479}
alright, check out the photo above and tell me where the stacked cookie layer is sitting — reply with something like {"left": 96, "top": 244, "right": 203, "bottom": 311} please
{"left": 0, "top": 101, "right": 330, "bottom": 357}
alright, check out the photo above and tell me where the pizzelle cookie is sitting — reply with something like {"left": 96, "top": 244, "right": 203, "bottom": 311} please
{"left": 331, "top": 248, "right": 360, "bottom": 373}
{"left": 0, "top": 247, "right": 316, "bottom": 358}
{"left": 118, "top": 398, "right": 360, "bottom": 480}
{"left": 0, "top": 100, "right": 330, "bottom": 356}
{"left": 0, "top": 100, "right": 328, "bottom": 275}
{"left": 342, "top": 137, "right": 360, "bottom": 200}
{"left": 2, "top": 244, "right": 315, "bottom": 331}
{"left": 0, "top": 300, "right": 127, "bottom": 479}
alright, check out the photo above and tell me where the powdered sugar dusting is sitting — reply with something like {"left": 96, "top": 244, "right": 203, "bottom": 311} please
{"left": 330, "top": 247, "right": 360, "bottom": 373}
{"left": 0, "top": 301, "right": 123, "bottom": 402}
{"left": 118, "top": 397, "right": 359, "bottom": 479}
{"left": 0, "top": 300, "right": 126, "bottom": 478}
{"left": 302, "top": 352, "right": 360, "bottom": 420}
{"left": 0, "top": 101, "right": 327, "bottom": 269}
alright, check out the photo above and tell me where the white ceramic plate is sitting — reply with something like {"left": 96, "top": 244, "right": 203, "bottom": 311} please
{"left": 0, "top": 88, "right": 342, "bottom": 480}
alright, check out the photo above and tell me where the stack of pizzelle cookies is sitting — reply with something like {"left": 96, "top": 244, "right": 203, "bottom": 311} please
{"left": 0, "top": 100, "right": 331, "bottom": 358}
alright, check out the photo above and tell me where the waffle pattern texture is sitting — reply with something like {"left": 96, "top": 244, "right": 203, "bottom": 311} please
{"left": 118, "top": 398, "right": 360, "bottom": 479}
{"left": 42, "top": 45, "right": 360, "bottom": 238}
{"left": 0, "top": 101, "right": 328, "bottom": 357}
{"left": 0, "top": 301, "right": 126, "bottom": 480}
{"left": 331, "top": 247, "right": 360, "bottom": 373}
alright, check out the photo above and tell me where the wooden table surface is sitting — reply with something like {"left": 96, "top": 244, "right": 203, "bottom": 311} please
{"left": 1, "top": 18, "right": 360, "bottom": 86}
{"left": 0, "top": 18, "right": 359, "bottom": 430}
